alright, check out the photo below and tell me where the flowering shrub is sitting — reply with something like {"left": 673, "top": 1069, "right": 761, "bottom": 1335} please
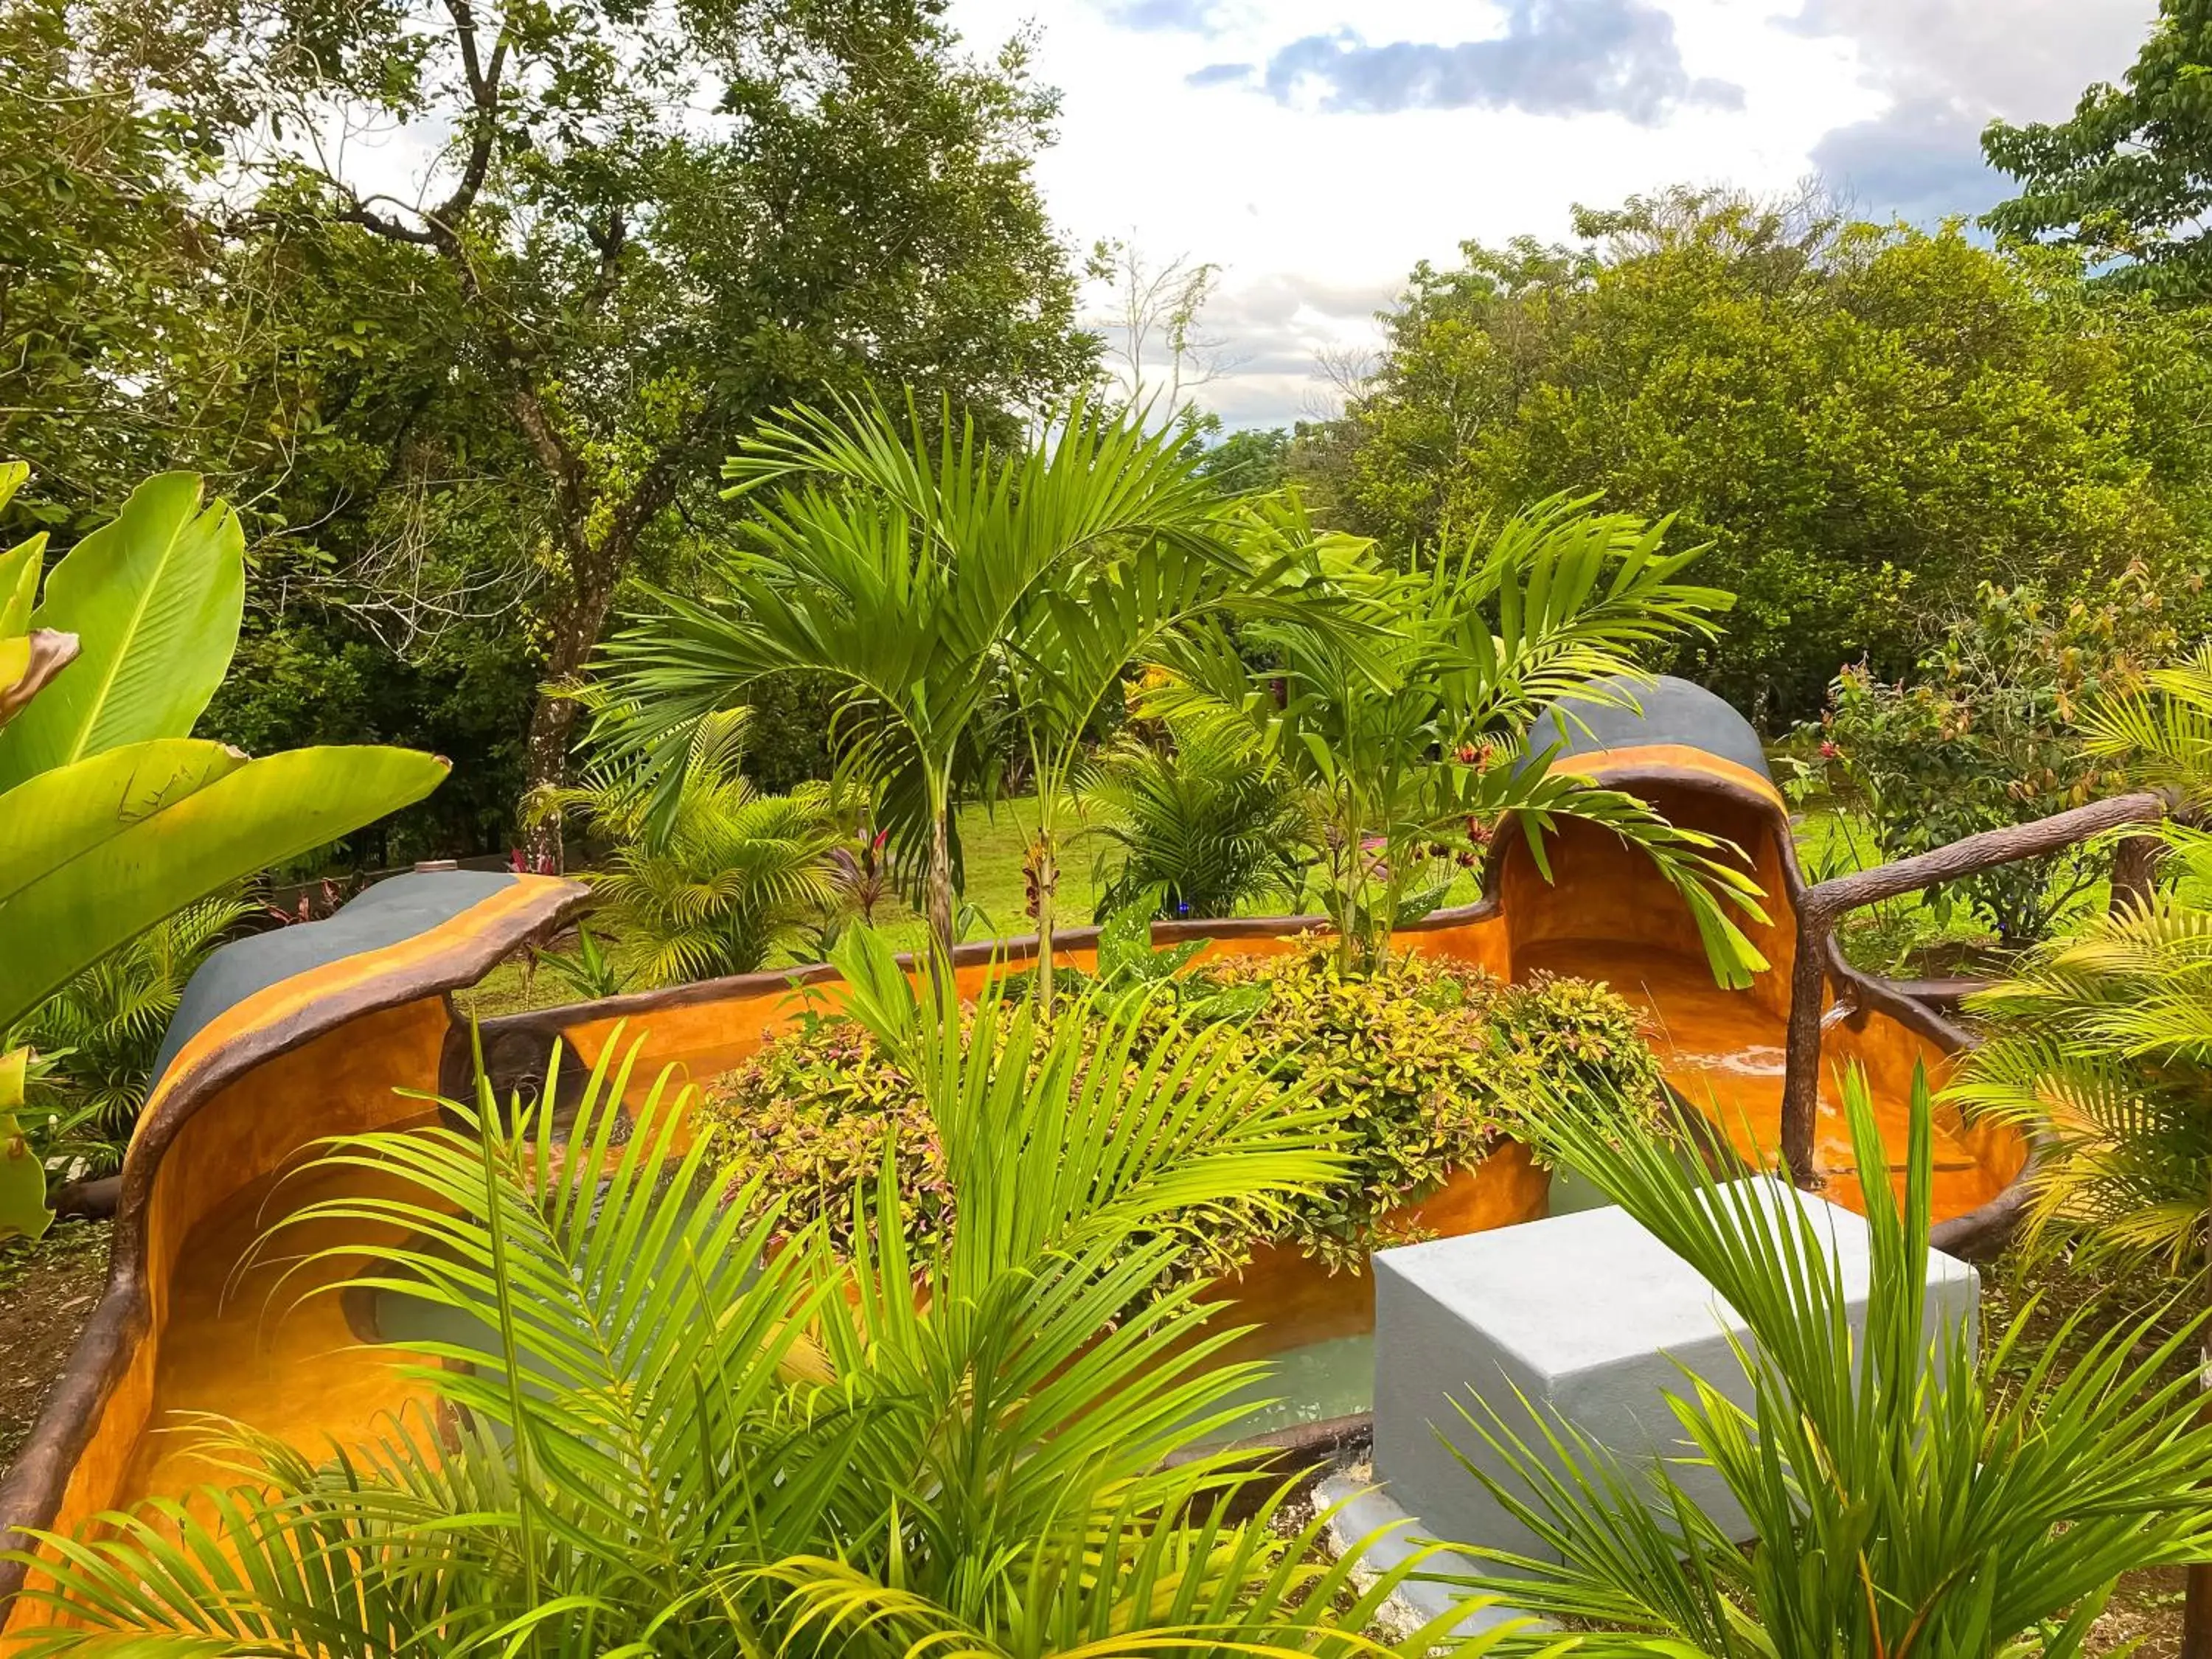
{"left": 1806, "top": 566, "right": 2183, "bottom": 945}
{"left": 699, "top": 937, "right": 1663, "bottom": 1273}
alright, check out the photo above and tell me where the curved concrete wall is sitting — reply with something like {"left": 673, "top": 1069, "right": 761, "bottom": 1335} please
{"left": 0, "top": 736, "right": 2032, "bottom": 1628}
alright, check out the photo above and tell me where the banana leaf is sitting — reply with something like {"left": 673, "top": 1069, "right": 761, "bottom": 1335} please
{"left": 0, "top": 472, "right": 244, "bottom": 791}
{"left": 0, "top": 740, "right": 449, "bottom": 1028}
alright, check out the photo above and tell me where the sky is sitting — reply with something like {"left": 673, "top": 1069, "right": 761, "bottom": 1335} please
{"left": 938, "top": 0, "right": 2160, "bottom": 428}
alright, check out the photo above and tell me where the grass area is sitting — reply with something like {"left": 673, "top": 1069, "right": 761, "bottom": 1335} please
{"left": 866, "top": 797, "right": 1102, "bottom": 954}
{"left": 1790, "top": 802, "right": 2110, "bottom": 978}
{"left": 451, "top": 788, "right": 2116, "bottom": 1021}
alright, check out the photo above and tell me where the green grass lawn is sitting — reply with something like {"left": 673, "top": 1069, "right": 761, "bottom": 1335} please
{"left": 1790, "top": 802, "right": 2107, "bottom": 977}
{"left": 865, "top": 797, "right": 1099, "bottom": 954}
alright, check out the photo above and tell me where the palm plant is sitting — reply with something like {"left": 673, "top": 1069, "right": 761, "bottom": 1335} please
{"left": 1944, "top": 648, "right": 2212, "bottom": 1290}
{"left": 544, "top": 706, "right": 841, "bottom": 987}
{"left": 1152, "top": 493, "right": 1767, "bottom": 979}
{"left": 1087, "top": 710, "right": 1314, "bottom": 919}
{"left": 596, "top": 392, "right": 1245, "bottom": 989}
{"left": 5, "top": 930, "right": 1512, "bottom": 1658}
{"left": 8, "top": 892, "right": 253, "bottom": 1166}
{"left": 1949, "top": 824, "right": 2212, "bottom": 1284}
{"left": 1438, "top": 1066, "right": 2212, "bottom": 1657}
{"left": 1944, "top": 646, "right": 2212, "bottom": 1652}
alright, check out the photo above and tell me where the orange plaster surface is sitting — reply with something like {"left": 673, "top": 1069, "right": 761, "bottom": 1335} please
{"left": 1192, "top": 1140, "right": 1553, "bottom": 1366}
{"left": 1517, "top": 939, "right": 2013, "bottom": 1221}
{"left": 118, "top": 1151, "right": 445, "bottom": 1506}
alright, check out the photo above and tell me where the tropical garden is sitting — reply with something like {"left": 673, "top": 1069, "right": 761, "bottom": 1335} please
{"left": 13, "top": 0, "right": 2212, "bottom": 1652}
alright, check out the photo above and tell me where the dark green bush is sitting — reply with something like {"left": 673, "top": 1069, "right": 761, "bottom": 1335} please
{"left": 699, "top": 936, "right": 1663, "bottom": 1273}
{"left": 1085, "top": 711, "right": 1313, "bottom": 921}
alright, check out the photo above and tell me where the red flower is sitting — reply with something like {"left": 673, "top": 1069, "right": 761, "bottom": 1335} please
{"left": 1818, "top": 740, "right": 1839, "bottom": 759}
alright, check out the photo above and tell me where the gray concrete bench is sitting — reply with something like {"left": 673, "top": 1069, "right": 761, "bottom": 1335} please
{"left": 1371, "top": 1175, "right": 1978, "bottom": 1562}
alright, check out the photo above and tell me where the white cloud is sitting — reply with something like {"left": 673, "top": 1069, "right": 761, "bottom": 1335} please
{"left": 943, "top": 0, "right": 2158, "bottom": 427}
{"left": 1781, "top": 0, "right": 2152, "bottom": 223}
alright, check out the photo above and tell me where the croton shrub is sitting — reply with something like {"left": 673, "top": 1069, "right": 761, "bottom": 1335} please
{"left": 700, "top": 936, "right": 1664, "bottom": 1276}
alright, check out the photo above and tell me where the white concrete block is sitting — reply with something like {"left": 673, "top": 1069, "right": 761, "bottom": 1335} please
{"left": 1370, "top": 1177, "right": 1978, "bottom": 1562}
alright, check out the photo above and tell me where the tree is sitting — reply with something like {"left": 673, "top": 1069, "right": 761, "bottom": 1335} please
{"left": 599, "top": 394, "right": 1239, "bottom": 974}
{"left": 1151, "top": 493, "right": 1767, "bottom": 981}
{"left": 1324, "top": 188, "right": 2212, "bottom": 721}
{"left": 65, "top": 0, "right": 1098, "bottom": 865}
{"left": 1984, "top": 0, "right": 2212, "bottom": 302}
{"left": 0, "top": 0, "right": 217, "bottom": 529}
{"left": 1096, "top": 239, "right": 1232, "bottom": 411}
{"left": 1195, "top": 425, "right": 1293, "bottom": 497}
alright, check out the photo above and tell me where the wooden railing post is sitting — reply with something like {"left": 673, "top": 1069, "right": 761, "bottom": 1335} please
{"left": 1777, "top": 792, "right": 2168, "bottom": 1194}
{"left": 1781, "top": 894, "right": 1835, "bottom": 1189}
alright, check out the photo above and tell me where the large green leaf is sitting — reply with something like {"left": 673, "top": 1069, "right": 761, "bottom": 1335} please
{"left": 0, "top": 1048, "right": 49, "bottom": 1243}
{"left": 0, "top": 740, "right": 449, "bottom": 1028}
{"left": 0, "top": 538, "right": 41, "bottom": 637}
{"left": 0, "top": 473, "right": 245, "bottom": 791}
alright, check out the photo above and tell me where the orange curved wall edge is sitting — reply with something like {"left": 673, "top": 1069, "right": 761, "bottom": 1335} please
{"left": 4, "top": 771, "right": 2031, "bottom": 1636}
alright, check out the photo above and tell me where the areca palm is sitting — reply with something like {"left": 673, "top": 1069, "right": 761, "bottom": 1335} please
{"left": 1086, "top": 709, "right": 1315, "bottom": 919}
{"left": 540, "top": 705, "right": 841, "bottom": 987}
{"left": 597, "top": 393, "right": 1239, "bottom": 973}
{"left": 1152, "top": 495, "right": 1767, "bottom": 981}
{"left": 5, "top": 930, "right": 1512, "bottom": 1658}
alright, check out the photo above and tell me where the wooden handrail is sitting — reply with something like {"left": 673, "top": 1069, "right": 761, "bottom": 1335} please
{"left": 1778, "top": 790, "right": 2170, "bottom": 1188}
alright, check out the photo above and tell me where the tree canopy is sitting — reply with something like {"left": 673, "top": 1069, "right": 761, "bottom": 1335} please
{"left": 1985, "top": 0, "right": 2212, "bottom": 302}
{"left": 1312, "top": 189, "right": 2212, "bottom": 720}
{"left": 1, "top": 0, "right": 1098, "bottom": 858}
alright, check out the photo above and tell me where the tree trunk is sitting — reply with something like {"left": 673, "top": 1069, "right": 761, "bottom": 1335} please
{"left": 2185, "top": 1212, "right": 2212, "bottom": 1659}
{"left": 519, "top": 577, "right": 622, "bottom": 872}
{"left": 925, "top": 795, "right": 956, "bottom": 967}
{"left": 2110, "top": 832, "right": 2167, "bottom": 917}
{"left": 1030, "top": 830, "right": 1058, "bottom": 1006}
{"left": 520, "top": 691, "right": 578, "bottom": 872}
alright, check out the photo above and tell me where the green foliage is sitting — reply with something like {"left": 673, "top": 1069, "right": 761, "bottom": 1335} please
{"left": 1200, "top": 939, "right": 1664, "bottom": 1269}
{"left": 0, "top": 467, "right": 447, "bottom": 1032}
{"left": 4, "top": 0, "right": 1099, "bottom": 855}
{"left": 530, "top": 923, "right": 630, "bottom": 1005}
{"left": 0, "top": 1049, "right": 45, "bottom": 1243}
{"left": 1152, "top": 490, "right": 1767, "bottom": 981}
{"left": 1444, "top": 1066, "right": 2212, "bottom": 1657}
{"left": 1195, "top": 425, "right": 1293, "bottom": 496}
{"left": 0, "top": 465, "right": 445, "bottom": 1235}
{"left": 1086, "top": 707, "right": 1315, "bottom": 919}
{"left": 1985, "top": 0, "right": 2212, "bottom": 302}
{"left": 1327, "top": 189, "right": 2212, "bottom": 718}
{"left": 1954, "top": 828, "right": 2212, "bottom": 1279}
{"left": 4, "top": 929, "right": 1502, "bottom": 1658}
{"left": 0, "top": 0, "right": 220, "bottom": 533}
{"left": 1952, "top": 650, "right": 2212, "bottom": 1279}
{"left": 701, "top": 936, "right": 1663, "bottom": 1274}
{"left": 0, "top": 473, "right": 244, "bottom": 791}
{"left": 1808, "top": 566, "right": 2181, "bottom": 945}
{"left": 600, "top": 392, "right": 1248, "bottom": 970}
{"left": 549, "top": 709, "right": 841, "bottom": 989}
{"left": 7, "top": 894, "right": 251, "bottom": 1168}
